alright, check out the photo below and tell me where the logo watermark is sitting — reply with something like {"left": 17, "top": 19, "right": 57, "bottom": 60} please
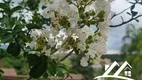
{"left": 94, "top": 61, "right": 134, "bottom": 80}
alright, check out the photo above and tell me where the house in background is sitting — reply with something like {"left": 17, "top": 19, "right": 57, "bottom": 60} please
{"left": 103, "top": 61, "right": 132, "bottom": 77}
{"left": 124, "top": 66, "right": 131, "bottom": 77}
{"left": 1, "top": 68, "right": 85, "bottom": 80}
{"left": 1, "top": 68, "right": 17, "bottom": 80}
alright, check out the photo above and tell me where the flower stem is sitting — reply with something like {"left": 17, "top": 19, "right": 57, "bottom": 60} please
{"left": 59, "top": 50, "right": 74, "bottom": 62}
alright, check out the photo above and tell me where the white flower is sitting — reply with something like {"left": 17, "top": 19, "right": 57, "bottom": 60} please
{"left": 78, "top": 32, "right": 86, "bottom": 43}
{"left": 81, "top": 25, "right": 94, "bottom": 38}
{"left": 40, "top": 0, "right": 52, "bottom": 4}
{"left": 48, "top": 38, "right": 56, "bottom": 47}
{"left": 43, "top": 8, "right": 55, "bottom": 19}
{"left": 30, "top": 29, "right": 42, "bottom": 40}
{"left": 68, "top": 4, "right": 79, "bottom": 28}
{"left": 77, "top": 42, "right": 86, "bottom": 51}
{"left": 26, "top": 42, "right": 37, "bottom": 49}
{"left": 41, "top": 46, "right": 51, "bottom": 56}
{"left": 28, "top": 0, "right": 112, "bottom": 67}
{"left": 42, "top": 0, "right": 79, "bottom": 28}
{"left": 56, "top": 34, "right": 64, "bottom": 42}
{"left": 49, "top": 28, "right": 59, "bottom": 37}
{"left": 80, "top": 57, "right": 89, "bottom": 67}
{"left": 108, "top": 0, "right": 115, "bottom": 3}
{"left": 76, "top": 0, "right": 83, "bottom": 5}
{"left": 87, "top": 43, "right": 97, "bottom": 58}
{"left": 93, "top": 0, "right": 111, "bottom": 56}
{"left": 40, "top": 28, "right": 50, "bottom": 38}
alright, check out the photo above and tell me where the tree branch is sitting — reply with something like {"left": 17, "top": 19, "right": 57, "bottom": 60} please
{"left": 110, "top": 14, "right": 142, "bottom": 27}
{"left": 59, "top": 50, "right": 74, "bottom": 62}
{"left": 110, "top": 0, "right": 141, "bottom": 27}
{"left": 110, "top": 6, "right": 131, "bottom": 20}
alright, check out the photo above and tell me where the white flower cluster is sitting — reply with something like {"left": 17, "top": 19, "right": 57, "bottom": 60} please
{"left": 27, "top": 0, "right": 113, "bottom": 67}
{"left": 43, "top": 0, "right": 79, "bottom": 28}
{"left": 80, "top": 0, "right": 114, "bottom": 67}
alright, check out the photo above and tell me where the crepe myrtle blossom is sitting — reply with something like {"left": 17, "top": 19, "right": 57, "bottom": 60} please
{"left": 27, "top": 0, "right": 113, "bottom": 67}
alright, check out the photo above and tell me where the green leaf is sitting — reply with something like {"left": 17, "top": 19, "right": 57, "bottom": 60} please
{"left": 43, "top": 72, "right": 48, "bottom": 78}
{"left": 59, "top": 16, "right": 70, "bottom": 29}
{"left": 10, "top": 6, "right": 22, "bottom": 16}
{"left": 56, "top": 64, "right": 68, "bottom": 77}
{"left": 49, "top": 59, "right": 57, "bottom": 75}
{"left": 66, "top": 0, "right": 72, "bottom": 3}
{"left": 27, "top": 0, "right": 40, "bottom": 11}
{"left": 86, "top": 35, "right": 93, "bottom": 44}
{"left": 97, "top": 11, "right": 105, "bottom": 22}
{"left": 57, "top": 64, "right": 68, "bottom": 71}
{"left": 30, "top": 55, "right": 47, "bottom": 78}
{"left": 79, "top": 7, "right": 85, "bottom": 13}
{"left": 13, "top": 25, "right": 22, "bottom": 31}
{"left": 97, "top": 11, "right": 105, "bottom": 18}
{"left": 0, "top": 3, "right": 10, "bottom": 13}
{"left": 0, "top": 69, "right": 4, "bottom": 73}
{"left": 0, "top": 33, "right": 13, "bottom": 43}
{"left": 27, "top": 54, "right": 39, "bottom": 66}
{"left": 7, "top": 43, "right": 21, "bottom": 56}
{"left": 68, "top": 70, "right": 78, "bottom": 74}
{"left": 89, "top": 20, "right": 97, "bottom": 24}
{"left": 80, "top": 13, "right": 86, "bottom": 19}
{"left": 26, "top": 24, "right": 41, "bottom": 30}
{"left": 88, "top": 10, "right": 95, "bottom": 16}
{"left": 17, "top": 32, "right": 31, "bottom": 43}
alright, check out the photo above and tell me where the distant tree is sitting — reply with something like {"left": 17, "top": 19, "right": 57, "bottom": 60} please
{"left": 121, "top": 24, "right": 142, "bottom": 80}
{"left": 0, "top": 0, "right": 109, "bottom": 79}
{"left": 70, "top": 55, "right": 96, "bottom": 80}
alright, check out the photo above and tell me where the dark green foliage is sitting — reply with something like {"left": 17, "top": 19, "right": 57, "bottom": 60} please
{"left": 0, "top": 69, "right": 4, "bottom": 80}
{"left": 27, "top": 0, "right": 40, "bottom": 11}
{"left": 0, "top": 32, "right": 13, "bottom": 43}
{"left": 7, "top": 43, "right": 21, "bottom": 56}
{"left": 2, "top": 54, "right": 29, "bottom": 75}
{"left": 48, "top": 59, "right": 57, "bottom": 76}
{"left": 70, "top": 55, "right": 95, "bottom": 80}
{"left": 30, "top": 55, "right": 47, "bottom": 78}
{"left": 27, "top": 54, "right": 39, "bottom": 66}
{"left": 121, "top": 24, "right": 142, "bottom": 80}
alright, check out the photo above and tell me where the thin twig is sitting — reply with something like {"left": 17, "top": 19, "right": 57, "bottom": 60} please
{"left": 110, "top": 0, "right": 142, "bottom": 27}
{"left": 59, "top": 50, "right": 74, "bottom": 62}
{"left": 110, "top": 14, "right": 142, "bottom": 27}
{"left": 110, "top": 6, "right": 131, "bottom": 20}
{"left": 111, "top": 0, "right": 139, "bottom": 20}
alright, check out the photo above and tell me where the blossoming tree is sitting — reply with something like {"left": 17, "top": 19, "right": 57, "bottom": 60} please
{"left": 26, "top": 0, "right": 112, "bottom": 79}
{"left": 0, "top": 0, "right": 141, "bottom": 79}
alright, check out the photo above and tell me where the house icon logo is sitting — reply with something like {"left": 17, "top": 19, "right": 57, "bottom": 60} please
{"left": 94, "top": 61, "right": 134, "bottom": 80}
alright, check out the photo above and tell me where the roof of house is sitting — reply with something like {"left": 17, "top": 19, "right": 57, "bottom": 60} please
{"left": 1, "top": 68, "right": 17, "bottom": 77}
{"left": 1, "top": 68, "right": 85, "bottom": 80}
